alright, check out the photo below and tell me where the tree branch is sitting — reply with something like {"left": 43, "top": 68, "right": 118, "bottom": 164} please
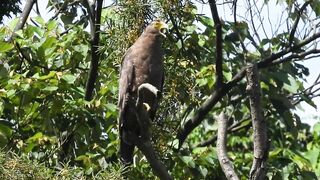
{"left": 130, "top": 83, "right": 172, "bottom": 180}
{"left": 195, "top": 117, "right": 251, "bottom": 148}
{"left": 247, "top": 0, "right": 261, "bottom": 43}
{"left": 85, "top": 0, "right": 103, "bottom": 101}
{"left": 209, "top": 0, "right": 224, "bottom": 88}
{"left": 288, "top": 1, "right": 311, "bottom": 46}
{"left": 50, "top": 0, "right": 82, "bottom": 20}
{"left": 168, "top": 11, "right": 185, "bottom": 52}
{"left": 258, "top": 32, "right": 320, "bottom": 67}
{"left": 177, "top": 68, "right": 246, "bottom": 149}
{"left": 177, "top": 31, "right": 320, "bottom": 149}
{"left": 290, "top": 73, "right": 320, "bottom": 106}
{"left": 216, "top": 113, "right": 240, "bottom": 180}
{"left": 271, "top": 49, "right": 320, "bottom": 65}
{"left": 246, "top": 64, "right": 268, "bottom": 180}
{"left": 12, "top": 0, "right": 36, "bottom": 34}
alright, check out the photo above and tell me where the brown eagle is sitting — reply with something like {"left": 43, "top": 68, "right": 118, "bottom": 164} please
{"left": 118, "top": 20, "right": 168, "bottom": 164}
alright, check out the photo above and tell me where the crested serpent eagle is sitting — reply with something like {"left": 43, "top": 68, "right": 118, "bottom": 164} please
{"left": 118, "top": 20, "right": 168, "bottom": 164}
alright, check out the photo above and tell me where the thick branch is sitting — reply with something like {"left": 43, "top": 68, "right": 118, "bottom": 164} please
{"left": 131, "top": 83, "right": 172, "bottom": 180}
{"left": 209, "top": 0, "right": 223, "bottom": 88}
{"left": 85, "top": 0, "right": 103, "bottom": 100}
{"left": 13, "top": 0, "right": 36, "bottom": 33}
{"left": 133, "top": 134, "right": 172, "bottom": 180}
{"left": 177, "top": 85, "right": 230, "bottom": 149}
{"left": 246, "top": 64, "right": 268, "bottom": 180}
{"left": 217, "top": 113, "right": 239, "bottom": 180}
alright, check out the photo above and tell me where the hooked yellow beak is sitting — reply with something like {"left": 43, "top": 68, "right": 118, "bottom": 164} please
{"left": 152, "top": 20, "right": 168, "bottom": 37}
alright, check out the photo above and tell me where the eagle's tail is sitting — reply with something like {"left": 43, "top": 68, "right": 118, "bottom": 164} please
{"left": 120, "top": 139, "right": 134, "bottom": 165}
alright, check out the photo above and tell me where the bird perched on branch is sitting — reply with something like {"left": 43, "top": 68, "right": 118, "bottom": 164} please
{"left": 118, "top": 20, "right": 168, "bottom": 165}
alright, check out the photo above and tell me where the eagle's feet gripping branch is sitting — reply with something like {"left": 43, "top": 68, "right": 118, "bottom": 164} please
{"left": 123, "top": 83, "right": 172, "bottom": 180}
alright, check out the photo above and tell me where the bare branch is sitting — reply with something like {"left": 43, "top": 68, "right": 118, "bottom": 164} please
{"left": 288, "top": 1, "right": 311, "bottom": 46}
{"left": 209, "top": 0, "right": 224, "bottom": 88}
{"left": 290, "top": 73, "right": 320, "bottom": 106}
{"left": 247, "top": 0, "right": 261, "bottom": 43}
{"left": 258, "top": 32, "right": 320, "bottom": 67}
{"left": 217, "top": 113, "right": 240, "bottom": 180}
{"left": 50, "top": 0, "right": 82, "bottom": 20}
{"left": 13, "top": 0, "right": 36, "bottom": 33}
{"left": 196, "top": 117, "right": 251, "bottom": 147}
{"left": 246, "top": 64, "right": 268, "bottom": 180}
{"left": 35, "top": 0, "right": 41, "bottom": 16}
{"left": 271, "top": 49, "right": 320, "bottom": 65}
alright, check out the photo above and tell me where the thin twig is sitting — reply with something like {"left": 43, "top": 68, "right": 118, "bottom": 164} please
{"left": 288, "top": 1, "right": 311, "bottom": 46}
{"left": 247, "top": 0, "right": 261, "bottom": 43}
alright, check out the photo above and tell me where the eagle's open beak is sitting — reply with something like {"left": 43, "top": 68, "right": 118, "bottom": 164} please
{"left": 159, "top": 22, "right": 169, "bottom": 38}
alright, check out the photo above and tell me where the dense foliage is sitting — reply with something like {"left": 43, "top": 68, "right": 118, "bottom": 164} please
{"left": 1, "top": 0, "right": 320, "bottom": 179}
{"left": 0, "top": 0, "right": 21, "bottom": 23}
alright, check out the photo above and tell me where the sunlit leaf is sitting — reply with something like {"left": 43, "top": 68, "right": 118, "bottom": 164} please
{"left": 42, "top": 86, "right": 58, "bottom": 92}
{"left": 62, "top": 74, "right": 76, "bottom": 84}
{"left": 0, "top": 41, "right": 14, "bottom": 53}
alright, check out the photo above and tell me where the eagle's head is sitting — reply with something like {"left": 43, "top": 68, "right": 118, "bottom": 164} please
{"left": 146, "top": 20, "right": 168, "bottom": 37}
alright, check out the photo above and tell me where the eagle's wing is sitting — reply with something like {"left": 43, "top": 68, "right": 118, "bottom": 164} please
{"left": 118, "top": 47, "right": 136, "bottom": 164}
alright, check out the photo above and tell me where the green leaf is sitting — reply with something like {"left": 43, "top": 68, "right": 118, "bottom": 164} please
{"left": 198, "top": 16, "right": 214, "bottom": 27}
{"left": 0, "top": 64, "right": 9, "bottom": 78}
{"left": 196, "top": 78, "right": 208, "bottom": 87}
{"left": 180, "top": 156, "right": 195, "bottom": 168}
{"left": 41, "top": 36, "right": 57, "bottom": 49}
{"left": 223, "top": 71, "right": 232, "bottom": 81}
{"left": 27, "top": 132, "right": 43, "bottom": 142}
{"left": 0, "top": 41, "right": 14, "bottom": 53}
{"left": 62, "top": 74, "right": 77, "bottom": 84}
{"left": 0, "top": 132, "right": 8, "bottom": 147}
{"left": 39, "top": 71, "right": 56, "bottom": 80}
{"left": 311, "top": 0, "right": 320, "bottom": 16}
{"left": 71, "top": 86, "right": 85, "bottom": 96}
{"left": 106, "top": 103, "right": 117, "bottom": 112}
{"left": 304, "top": 148, "right": 320, "bottom": 167}
{"left": 33, "top": 16, "right": 45, "bottom": 26}
{"left": 0, "top": 123, "right": 12, "bottom": 138}
{"left": 8, "top": 18, "right": 19, "bottom": 31}
{"left": 6, "top": 89, "right": 16, "bottom": 98}
{"left": 42, "top": 86, "right": 58, "bottom": 92}
{"left": 283, "top": 76, "right": 302, "bottom": 93}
